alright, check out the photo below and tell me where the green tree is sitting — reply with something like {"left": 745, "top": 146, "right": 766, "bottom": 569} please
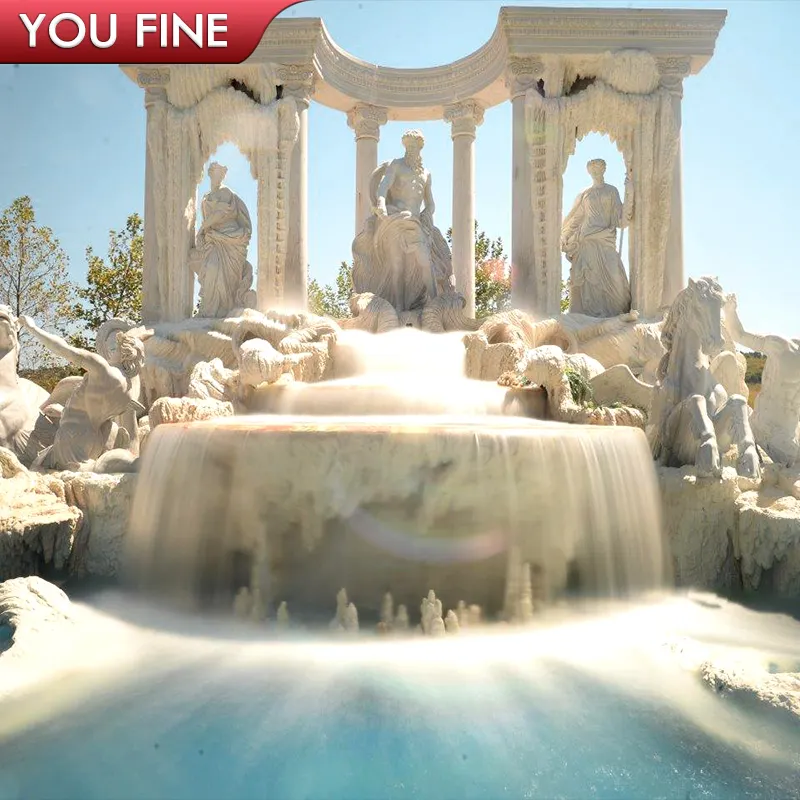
{"left": 72, "top": 213, "right": 143, "bottom": 348}
{"left": 0, "top": 196, "right": 76, "bottom": 367}
{"left": 447, "top": 222, "right": 510, "bottom": 318}
{"left": 561, "top": 280, "right": 570, "bottom": 313}
{"left": 308, "top": 260, "right": 353, "bottom": 318}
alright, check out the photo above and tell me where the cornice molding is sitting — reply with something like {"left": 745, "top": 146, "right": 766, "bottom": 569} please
{"left": 121, "top": 7, "right": 726, "bottom": 118}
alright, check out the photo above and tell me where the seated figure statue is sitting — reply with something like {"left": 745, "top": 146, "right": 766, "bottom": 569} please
{"left": 19, "top": 316, "right": 145, "bottom": 472}
{"left": 189, "top": 162, "right": 256, "bottom": 318}
{"left": 561, "top": 159, "right": 633, "bottom": 318}
{"left": 724, "top": 294, "right": 800, "bottom": 468}
{"left": 352, "top": 130, "right": 457, "bottom": 313}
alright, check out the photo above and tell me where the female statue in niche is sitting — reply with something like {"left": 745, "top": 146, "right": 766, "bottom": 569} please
{"left": 561, "top": 158, "right": 633, "bottom": 318}
{"left": 189, "top": 162, "right": 256, "bottom": 318}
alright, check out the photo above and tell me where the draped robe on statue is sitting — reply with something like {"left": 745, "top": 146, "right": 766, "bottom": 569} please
{"left": 352, "top": 164, "right": 454, "bottom": 313}
{"left": 190, "top": 187, "right": 255, "bottom": 318}
{"left": 562, "top": 183, "right": 631, "bottom": 318}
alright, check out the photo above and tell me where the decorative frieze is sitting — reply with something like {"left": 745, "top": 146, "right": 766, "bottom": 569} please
{"left": 347, "top": 104, "right": 388, "bottom": 141}
{"left": 444, "top": 100, "right": 485, "bottom": 139}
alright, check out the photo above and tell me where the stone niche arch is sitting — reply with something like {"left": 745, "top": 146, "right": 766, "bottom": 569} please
{"left": 524, "top": 51, "right": 679, "bottom": 318}
{"left": 193, "top": 142, "right": 259, "bottom": 314}
{"left": 561, "top": 131, "right": 630, "bottom": 304}
{"left": 140, "top": 66, "right": 300, "bottom": 322}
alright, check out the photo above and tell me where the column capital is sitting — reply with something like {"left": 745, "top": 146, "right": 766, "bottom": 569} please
{"left": 137, "top": 68, "right": 170, "bottom": 89}
{"left": 347, "top": 104, "right": 388, "bottom": 141}
{"left": 277, "top": 64, "right": 316, "bottom": 107}
{"left": 504, "top": 57, "right": 544, "bottom": 98}
{"left": 444, "top": 100, "right": 485, "bottom": 139}
{"left": 655, "top": 56, "right": 692, "bottom": 98}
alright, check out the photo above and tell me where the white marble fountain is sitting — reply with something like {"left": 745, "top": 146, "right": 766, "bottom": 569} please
{"left": 1, "top": 7, "right": 799, "bottom": 799}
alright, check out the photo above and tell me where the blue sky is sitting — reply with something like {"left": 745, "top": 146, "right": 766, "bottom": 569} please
{"left": 1, "top": 0, "right": 797, "bottom": 337}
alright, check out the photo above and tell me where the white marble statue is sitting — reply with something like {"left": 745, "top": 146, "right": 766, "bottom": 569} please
{"left": 724, "top": 294, "right": 800, "bottom": 468}
{"left": 647, "top": 278, "right": 759, "bottom": 480}
{"left": 561, "top": 159, "right": 633, "bottom": 318}
{"left": 0, "top": 306, "right": 49, "bottom": 464}
{"left": 189, "top": 162, "right": 256, "bottom": 319}
{"left": 352, "top": 130, "right": 456, "bottom": 313}
{"left": 19, "top": 317, "right": 145, "bottom": 472}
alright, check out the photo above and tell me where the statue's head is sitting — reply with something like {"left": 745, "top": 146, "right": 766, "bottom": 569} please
{"left": 208, "top": 161, "right": 228, "bottom": 187}
{"left": 402, "top": 129, "right": 425, "bottom": 155}
{"left": 113, "top": 331, "right": 145, "bottom": 377}
{"left": 661, "top": 276, "right": 725, "bottom": 369}
{"left": 587, "top": 159, "right": 606, "bottom": 180}
{"left": 0, "top": 305, "right": 18, "bottom": 355}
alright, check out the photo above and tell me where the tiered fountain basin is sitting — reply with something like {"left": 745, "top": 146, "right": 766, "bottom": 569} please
{"left": 125, "top": 414, "right": 667, "bottom": 617}
{"left": 249, "top": 375, "right": 548, "bottom": 418}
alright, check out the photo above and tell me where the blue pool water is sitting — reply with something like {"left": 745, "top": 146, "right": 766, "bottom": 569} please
{"left": 0, "top": 626, "right": 798, "bottom": 800}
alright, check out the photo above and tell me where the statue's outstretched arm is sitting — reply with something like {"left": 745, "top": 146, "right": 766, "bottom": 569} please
{"left": 19, "top": 317, "right": 104, "bottom": 372}
{"left": 724, "top": 295, "right": 791, "bottom": 356}
{"left": 723, "top": 295, "right": 766, "bottom": 353}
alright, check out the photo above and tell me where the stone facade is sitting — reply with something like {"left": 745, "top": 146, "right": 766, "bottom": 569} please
{"left": 121, "top": 6, "right": 726, "bottom": 322}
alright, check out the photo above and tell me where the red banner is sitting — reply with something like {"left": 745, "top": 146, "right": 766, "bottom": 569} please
{"left": 0, "top": 0, "right": 303, "bottom": 63}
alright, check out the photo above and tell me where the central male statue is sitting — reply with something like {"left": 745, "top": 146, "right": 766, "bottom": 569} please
{"left": 352, "top": 130, "right": 455, "bottom": 313}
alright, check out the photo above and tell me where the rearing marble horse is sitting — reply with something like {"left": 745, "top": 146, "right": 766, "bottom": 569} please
{"left": 0, "top": 305, "right": 49, "bottom": 464}
{"left": 647, "top": 277, "right": 760, "bottom": 479}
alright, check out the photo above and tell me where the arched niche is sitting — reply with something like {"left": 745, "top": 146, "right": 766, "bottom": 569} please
{"left": 145, "top": 82, "right": 299, "bottom": 321}
{"left": 561, "top": 132, "right": 630, "bottom": 313}
{"left": 193, "top": 143, "right": 259, "bottom": 315}
{"left": 525, "top": 72, "right": 679, "bottom": 318}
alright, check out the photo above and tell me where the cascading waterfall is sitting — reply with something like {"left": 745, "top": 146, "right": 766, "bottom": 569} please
{"left": 5, "top": 335, "right": 800, "bottom": 800}
{"left": 124, "top": 328, "right": 669, "bottom": 618}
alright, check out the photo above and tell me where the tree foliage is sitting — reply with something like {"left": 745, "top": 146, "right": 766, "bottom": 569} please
{"left": 72, "top": 213, "right": 143, "bottom": 348}
{"left": 308, "top": 260, "right": 353, "bottom": 318}
{"left": 0, "top": 196, "right": 75, "bottom": 367}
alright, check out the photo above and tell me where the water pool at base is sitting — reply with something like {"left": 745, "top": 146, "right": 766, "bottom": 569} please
{"left": 0, "top": 596, "right": 798, "bottom": 800}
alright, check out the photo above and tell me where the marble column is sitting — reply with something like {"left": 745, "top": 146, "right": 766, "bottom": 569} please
{"left": 278, "top": 66, "right": 315, "bottom": 311}
{"left": 347, "top": 104, "right": 388, "bottom": 236}
{"left": 139, "top": 70, "right": 170, "bottom": 324}
{"left": 658, "top": 57, "right": 691, "bottom": 309}
{"left": 444, "top": 100, "right": 485, "bottom": 318}
{"left": 505, "top": 58, "right": 543, "bottom": 314}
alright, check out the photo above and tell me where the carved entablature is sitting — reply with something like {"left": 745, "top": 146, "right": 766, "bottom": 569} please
{"left": 276, "top": 64, "right": 317, "bottom": 105}
{"left": 656, "top": 56, "right": 692, "bottom": 98}
{"left": 444, "top": 100, "right": 486, "bottom": 139}
{"left": 346, "top": 104, "right": 389, "bottom": 141}
{"left": 122, "top": 8, "right": 725, "bottom": 119}
{"left": 505, "top": 57, "right": 545, "bottom": 98}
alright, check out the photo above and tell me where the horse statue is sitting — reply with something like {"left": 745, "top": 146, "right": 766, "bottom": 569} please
{"left": 647, "top": 277, "right": 760, "bottom": 479}
{"left": 0, "top": 305, "right": 51, "bottom": 464}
